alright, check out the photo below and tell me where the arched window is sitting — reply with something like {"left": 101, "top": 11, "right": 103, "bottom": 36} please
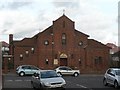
{"left": 62, "top": 33, "right": 66, "bottom": 45}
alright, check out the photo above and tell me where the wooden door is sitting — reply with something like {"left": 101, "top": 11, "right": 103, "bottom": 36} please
{"left": 60, "top": 58, "right": 67, "bottom": 66}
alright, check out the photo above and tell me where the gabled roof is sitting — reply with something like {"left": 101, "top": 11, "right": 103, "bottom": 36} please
{"left": 53, "top": 14, "right": 74, "bottom": 23}
{"left": 75, "top": 30, "right": 89, "bottom": 37}
{"left": 12, "top": 38, "right": 32, "bottom": 43}
{"left": 32, "top": 25, "right": 53, "bottom": 38}
{"left": 1, "top": 41, "right": 9, "bottom": 47}
{"left": 106, "top": 43, "right": 119, "bottom": 53}
{"left": 88, "top": 39, "right": 110, "bottom": 49}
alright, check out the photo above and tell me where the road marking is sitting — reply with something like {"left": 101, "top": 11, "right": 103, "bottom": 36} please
{"left": 24, "top": 80, "right": 31, "bottom": 82}
{"left": 67, "top": 80, "right": 88, "bottom": 89}
{"left": 5, "top": 80, "right": 13, "bottom": 82}
{"left": 76, "top": 84, "right": 87, "bottom": 88}
{"left": 5, "top": 79, "right": 31, "bottom": 82}
{"left": 15, "top": 80, "right": 22, "bottom": 82}
{"left": 76, "top": 84, "right": 94, "bottom": 90}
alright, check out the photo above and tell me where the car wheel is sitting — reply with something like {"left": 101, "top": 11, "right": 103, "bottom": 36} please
{"left": 74, "top": 72, "right": 78, "bottom": 77}
{"left": 114, "top": 80, "right": 119, "bottom": 88}
{"left": 103, "top": 78, "right": 108, "bottom": 86}
{"left": 19, "top": 72, "right": 25, "bottom": 76}
{"left": 57, "top": 72, "right": 62, "bottom": 76}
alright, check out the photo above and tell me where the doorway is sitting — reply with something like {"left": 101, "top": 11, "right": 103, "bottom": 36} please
{"left": 60, "top": 58, "right": 67, "bottom": 66}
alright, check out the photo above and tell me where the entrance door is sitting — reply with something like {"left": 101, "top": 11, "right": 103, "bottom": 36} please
{"left": 60, "top": 58, "right": 67, "bottom": 66}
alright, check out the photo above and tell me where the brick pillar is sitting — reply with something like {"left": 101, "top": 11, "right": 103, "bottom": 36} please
{"left": 9, "top": 34, "right": 14, "bottom": 71}
{"left": 4, "top": 58, "right": 8, "bottom": 74}
{"left": 9, "top": 34, "right": 13, "bottom": 44}
{"left": 9, "top": 34, "right": 13, "bottom": 55}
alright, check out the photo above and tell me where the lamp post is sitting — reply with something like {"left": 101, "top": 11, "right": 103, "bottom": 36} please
{"left": 2, "top": 46, "right": 10, "bottom": 73}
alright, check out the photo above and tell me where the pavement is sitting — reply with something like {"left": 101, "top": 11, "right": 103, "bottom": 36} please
{"left": 2, "top": 72, "right": 17, "bottom": 76}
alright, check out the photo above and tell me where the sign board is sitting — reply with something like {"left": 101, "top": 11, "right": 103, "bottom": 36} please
{"left": 3, "top": 55, "right": 13, "bottom": 58}
{"left": 112, "top": 57, "right": 119, "bottom": 61}
{"left": 54, "top": 59, "right": 58, "bottom": 65}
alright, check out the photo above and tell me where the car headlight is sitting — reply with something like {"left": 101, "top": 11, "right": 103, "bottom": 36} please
{"left": 62, "top": 79, "right": 66, "bottom": 85}
{"left": 44, "top": 82, "right": 51, "bottom": 87}
{"left": 63, "top": 81, "right": 66, "bottom": 85}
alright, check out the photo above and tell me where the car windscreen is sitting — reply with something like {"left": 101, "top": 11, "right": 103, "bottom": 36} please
{"left": 41, "top": 71, "right": 59, "bottom": 78}
{"left": 16, "top": 66, "right": 20, "bottom": 70}
{"left": 115, "top": 70, "right": 120, "bottom": 76}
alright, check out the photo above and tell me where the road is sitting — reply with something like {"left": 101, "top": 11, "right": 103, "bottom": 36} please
{"left": 2, "top": 74, "right": 116, "bottom": 90}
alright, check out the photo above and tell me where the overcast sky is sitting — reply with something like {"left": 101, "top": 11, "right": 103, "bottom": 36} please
{"left": 0, "top": 0, "right": 119, "bottom": 46}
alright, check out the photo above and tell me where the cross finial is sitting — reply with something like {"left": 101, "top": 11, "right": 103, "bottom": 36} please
{"left": 63, "top": 9, "right": 65, "bottom": 15}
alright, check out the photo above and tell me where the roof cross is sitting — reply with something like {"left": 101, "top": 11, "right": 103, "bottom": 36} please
{"left": 63, "top": 9, "right": 65, "bottom": 15}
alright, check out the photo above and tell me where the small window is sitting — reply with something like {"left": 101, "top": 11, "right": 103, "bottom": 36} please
{"left": 62, "top": 33, "right": 66, "bottom": 39}
{"left": 62, "top": 33, "right": 66, "bottom": 45}
{"left": 25, "top": 50, "right": 29, "bottom": 57}
{"left": 94, "top": 56, "right": 102, "bottom": 64}
{"left": 45, "top": 59, "right": 49, "bottom": 65}
{"left": 44, "top": 40, "right": 49, "bottom": 45}
{"left": 20, "top": 54, "right": 23, "bottom": 60}
{"left": 78, "top": 41, "right": 83, "bottom": 46}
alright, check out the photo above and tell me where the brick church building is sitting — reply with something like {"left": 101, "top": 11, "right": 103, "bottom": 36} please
{"left": 9, "top": 15, "right": 110, "bottom": 74}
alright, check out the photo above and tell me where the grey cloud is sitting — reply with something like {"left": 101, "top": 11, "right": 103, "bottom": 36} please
{"left": 0, "top": 1, "right": 33, "bottom": 10}
{"left": 14, "top": 32, "right": 31, "bottom": 39}
{"left": 8, "top": 1, "right": 32, "bottom": 9}
{"left": 14, "top": 28, "right": 39, "bottom": 39}
{"left": 3, "top": 21, "right": 13, "bottom": 27}
{"left": 1, "top": 29, "right": 8, "bottom": 34}
{"left": 0, "top": 4, "right": 5, "bottom": 9}
{"left": 1, "top": 21, "right": 14, "bottom": 34}
{"left": 53, "top": 1, "right": 79, "bottom": 8}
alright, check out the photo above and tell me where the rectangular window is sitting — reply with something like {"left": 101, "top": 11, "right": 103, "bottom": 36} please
{"left": 62, "top": 33, "right": 66, "bottom": 45}
{"left": 94, "top": 56, "right": 102, "bottom": 64}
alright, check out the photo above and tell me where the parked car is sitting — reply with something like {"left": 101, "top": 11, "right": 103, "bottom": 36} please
{"left": 31, "top": 70, "right": 66, "bottom": 89}
{"left": 103, "top": 68, "right": 120, "bottom": 88}
{"left": 16, "top": 65, "right": 40, "bottom": 76}
{"left": 55, "top": 66, "right": 80, "bottom": 77}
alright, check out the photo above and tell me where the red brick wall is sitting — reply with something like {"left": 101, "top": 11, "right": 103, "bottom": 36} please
{"left": 13, "top": 38, "right": 39, "bottom": 70}
{"left": 9, "top": 15, "right": 110, "bottom": 74}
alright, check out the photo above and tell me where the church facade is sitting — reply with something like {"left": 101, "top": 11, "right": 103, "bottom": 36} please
{"left": 9, "top": 15, "right": 110, "bottom": 74}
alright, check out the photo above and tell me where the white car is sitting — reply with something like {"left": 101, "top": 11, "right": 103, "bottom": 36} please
{"left": 103, "top": 68, "right": 120, "bottom": 88}
{"left": 55, "top": 66, "right": 80, "bottom": 77}
{"left": 31, "top": 70, "right": 66, "bottom": 89}
{"left": 16, "top": 65, "right": 40, "bottom": 76}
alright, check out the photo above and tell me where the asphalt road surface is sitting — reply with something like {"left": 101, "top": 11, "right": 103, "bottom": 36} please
{"left": 2, "top": 74, "right": 116, "bottom": 90}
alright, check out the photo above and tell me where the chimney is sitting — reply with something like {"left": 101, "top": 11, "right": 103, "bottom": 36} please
{"left": 9, "top": 34, "right": 13, "bottom": 44}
